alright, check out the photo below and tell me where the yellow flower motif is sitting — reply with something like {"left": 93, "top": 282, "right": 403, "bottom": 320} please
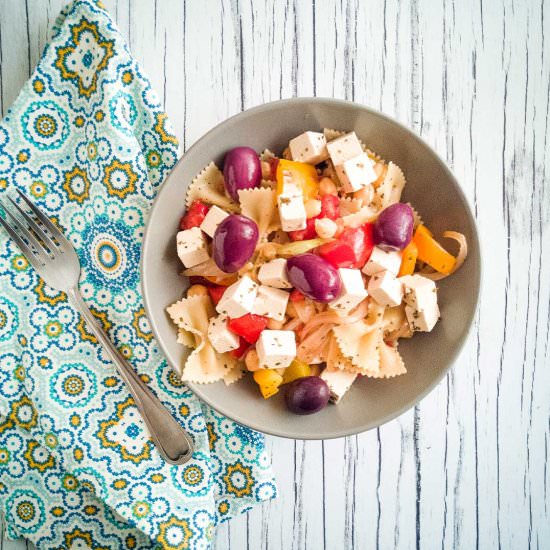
{"left": 157, "top": 516, "right": 193, "bottom": 550}
{"left": 146, "top": 149, "right": 161, "bottom": 168}
{"left": 70, "top": 414, "right": 81, "bottom": 427}
{"left": 63, "top": 375, "right": 84, "bottom": 395}
{"left": 113, "top": 479, "right": 127, "bottom": 490}
{"left": 76, "top": 307, "right": 111, "bottom": 343}
{"left": 126, "top": 535, "right": 137, "bottom": 549}
{"left": 32, "top": 79, "right": 45, "bottom": 94}
{"left": 95, "top": 110, "right": 105, "bottom": 122}
{"left": 64, "top": 528, "right": 93, "bottom": 549}
{"left": 9, "top": 395, "right": 38, "bottom": 430}
{"left": 14, "top": 365, "right": 25, "bottom": 381}
{"left": 11, "top": 254, "right": 29, "bottom": 271}
{"left": 75, "top": 115, "right": 85, "bottom": 127}
{"left": 0, "top": 419, "right": 14, "bottom": 436}
{"left": 206, "top": 422, "right": 218, "bottom": 451}
{"left": 0, "top": 447, "right": 10, "bottom": 464}
{"left": 119, "top": 344, "right": 133, "bottom": 359}
{"left": 132, "top": 308, "right": 153, "bottom": 342}
{"left": 132, "top": 501, "right": 150, "bottom": 519}
{"left": 183, "top": 466, "right": 203, "bottom": 486}
{"left": 138, "top": 373, "right": 150, "bottom": 383}
{"left": 87, "top": 142, "right": 97, "bottom": 160}
{"left": 103, "top": 376, "right": 118, "bottom": 388}
{"left": 18, "top": 335, "right": 27, "bottom": 346}
{"left": 84, "top": 505, "right": 98, "bottom": 515}
{"left": 0, "top": 179, "right": 7, "bottom": 189}
{"left": 74, "top": 448, "right": 84, "bottom": 461}
{"left": 151, "top": 473, "right": 165, "bottom": 483}
{"left": 55, "top": 19, "right": 114, "bottom": 98}
{"left": 24, "top": 441, "right": 55, "bottom": 472}
{"left": 39, "top": 357, "right": 51, "bottom": 368}
{"left": 180, "top": 404, "right": 190, "bottom": 418}
{"left": 62, "top": 473, "right": 79, "bottom": 491}
{"left": 51, "top": 506, "right": 65, "bottom": 517}
{"left": 17, "top": 151, "right": 29, "bottom": 163}
{"left": 218, "top": 501, "right": 229, "bottom": 515}
{"left": 122, "top": 70, "right": 134, "bottom": 84}
{"left": 17, "top": 502, "right": 36, "bottom": 521}
{"left": 44, "top": 320, "right": 62, "bottom": 338}
{"left": 154, "top": 112, "right": 178, "bottom": 145}
{"left": 223, "top": 461, "right": 254, "bottom": 498}
{"left": 63, "top": 165, "right": 90, "bottom": 203}
{"left": 30, "top": 180, "right": 47, "bottom": 197}
{"left": 103, "top": 158, "right": 138, "bottom": 199}
{"left": 44, "top": 433, "right": 58, "bottom": 448}
{"left": 167, "top": 369, "right": 185, "bottom": 390}
{"left": 34, "top": 278, "right": 67, "bottom": 306}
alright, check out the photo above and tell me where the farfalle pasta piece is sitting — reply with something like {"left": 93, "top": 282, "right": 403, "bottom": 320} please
{"left": 383, "top": 305, "right": 413, "bottom": 340}
{"left": 326, "top": 334, "right": 356, "bottom": 372}
{"left": 177, "top": 328, "right": 196, "bottom": 348}
{"left": 374, "top": 161, "right": 406, "bottom": 208}
{"left": 186, "top": 162, "right": 239, "bottom": 212}
{"left": 332, "top": 322, "right": 382, "bottom": 373}
{"left": 342, "top": 205, "right": 378, "bottom": 227}
{"left": 223, "top": 363, "right": 247, "bottom": 385}
{"left": 339, "top": 196, "right": 363, "bottom": 216}
{"left": 406, "top": 202, "right": 423, "bottom": 228}
{"left": 369, "top": 343, "right": 407, "bottom": 378}
{"left": 323, "top": 128, "right": 345, "bottom": 141}
{"left": 238, "top": 187, "right": 280, "bottom": 238}
{"left": 166, "top": 295, "right": 235, "bottom": 383}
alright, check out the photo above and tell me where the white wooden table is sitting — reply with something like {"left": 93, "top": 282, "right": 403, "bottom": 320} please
{"left": 1, "top": 0, "right": 549, "bottom": 548}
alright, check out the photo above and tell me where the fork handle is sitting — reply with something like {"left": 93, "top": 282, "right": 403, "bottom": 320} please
{"left": 68, "top": 287, "right": 194, "bottom": 465}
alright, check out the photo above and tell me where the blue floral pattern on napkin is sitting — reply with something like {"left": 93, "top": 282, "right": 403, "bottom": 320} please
{"left": 0, "top": 1, "right": 276, "bottom": 548}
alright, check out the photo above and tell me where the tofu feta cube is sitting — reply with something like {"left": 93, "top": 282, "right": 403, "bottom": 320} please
{"left": 400, "top": 274, "right": 437, "bottom": 309}
{"left": 199, "top": 205, "right": 229, "bottom": 237}
{"left": 207, "top": 315, "right": 240, "bottom": 353}
{"left": 256, "top": 330, "right": 296, "bottom": 370}
{"left": 362, "top": 246, "right": 402, "bottom": 276}
{"left": 289, "top": 131, "right": 329, "bottom": 165}
{"left": 367, "top": 270, "right": 403, "bottom": 307}
{"left": 258, "top": 258, "right": 292, "bottom": 289}
{"left": 405, "top": 303, "right": 440, "bottom": 332}
{"left": 335, "top": 152, "right": 377, "bottom": 193}
{"left": 320, "top": 368, "right": 357, "bottom": 403}
{"left": 326, "top": 131, "right": 364, "bottom": 166}
{"left": 277, "top": 183, "right": 307, "bottom": 232}
{"left": 176, "top": 227, "right": 209, "bottom": 268}
{"left": 329, "top": 268, "right": 368, "bottom": 315}
{"left": 253, "top": 285, "right": 290, "bottom": 321}
{"left": 216, "top": 275, "right": 258, "bottom": 318}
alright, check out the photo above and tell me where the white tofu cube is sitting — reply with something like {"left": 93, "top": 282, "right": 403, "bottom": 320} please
{"left": 176, "top": 227, "right": 209, "bottom": 268}
{"left": 216, "top": 275, "right": 258, "bottom": 318}
{"left": 256, "top": 330, "right": 296, "bottom": 370}
{"left": 363, "top": 246, "right": 402, "bottom": 276}
{"left": 367, "top": 270, "right": 403, "bottom": 307}
{"left": 320, "top": 369, "right": 357, "bottom": 403}
{"left": 278, "top": 184, "right": 306, "bottom": 232}
{"left": 329, "top": 268, "right": 368, "bottom": 315}
{"left": 405, "top": 302, "right": 440, "bottom": 332}
{"left": 326, "top": 131, "right": 364, "bottom": 166}
{"left": 253, "top": 286, "right": 290, "bottom": 321}
{"left": 258, "top": 258, "right": 292, "bottom": 289}
{"left": 289, "top": 131, "right": 329, "bottom": 165}
{"left": 199, "top": 205, "right": 229, "bottom": 237}
{"left": 400, "top": 274, "right": 437, "bottom": 310}
{"left": 335, "top": 152, "right": 377, "bottom": 193}
{"left": 207, "top": 315, "right": 240, "bottom": 353}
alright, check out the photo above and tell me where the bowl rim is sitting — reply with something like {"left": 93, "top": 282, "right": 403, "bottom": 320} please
{"left": 141, "top": 96, "right": 481, "bottom": 440}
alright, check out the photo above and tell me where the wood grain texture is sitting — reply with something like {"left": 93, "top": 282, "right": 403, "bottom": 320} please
{"left": 1, "top": 0, "right": 549, "bottom": 548}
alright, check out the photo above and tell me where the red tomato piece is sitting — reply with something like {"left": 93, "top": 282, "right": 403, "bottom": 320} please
{"left": 268, "top": 157, "right": 279, "bottom": 180}
{"left": 179, "top": 200, "right": 209, "bottom": 230}
{"left": 317, "top": 223, "right": 375, "bottom": 269}
{"left": 320, "top": 194, "right": 340, "bottom": 220}
{"left": 288, "top": 218, "right": 317, "bottom": 241}
{"left": 228, "top": 314, "right": 269, "bottom": 344}
{"left": 289, "top": 289, "right": 305, "bottom": 302}
{"left": 207, "top": 285, "right": 226, "bottom": 305}
{"left": 317, "top": 240, "right": 356, "bottom": 268}
{"left": 230, "top": 337, "right": 251, "bottom": 358}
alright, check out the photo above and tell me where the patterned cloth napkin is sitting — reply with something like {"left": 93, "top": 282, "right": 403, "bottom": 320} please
{"left": 0, "top": 1, "right": 276, "bottom": 547}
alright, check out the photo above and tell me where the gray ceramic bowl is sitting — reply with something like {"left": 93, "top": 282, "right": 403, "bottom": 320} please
{"left": 141, "top": 98, "right": 480, "bottom": 439}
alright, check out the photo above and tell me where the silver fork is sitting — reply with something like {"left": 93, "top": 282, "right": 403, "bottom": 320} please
{"left": 0, "top": 190, "right": 194, "bottom": 465}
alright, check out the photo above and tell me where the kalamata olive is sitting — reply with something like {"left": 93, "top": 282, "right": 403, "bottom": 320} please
{"left": 285, "top": 376, "right": 330, "bottom": 415}
{"left": 223, "top": 147, "right": 262, "bottom": 201}
{"left": 212, "top": 214, "right": 259, "bottom": 273}
{"left": 373, "top": 203, "right": 414, "bottom": 250}
{"left": 286, "top": 253, "right": 342, "bottom": 302}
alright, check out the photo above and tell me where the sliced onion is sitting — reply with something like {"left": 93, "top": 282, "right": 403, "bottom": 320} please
{"left": 277, "top": 238, "right": 331, "bottom": 257}
{"left": 419, "top": 231, "right": 468, "bottom": 281}
{"left": 293, "top": 299, "right": 316, "bottom": 324}
{"left": 183, "top": 258, "right": 227, "bottom": 278}
{"left": 284, "top": 318, "right": 303, "bottom": 332}
{"left": 297, "top": 323, "right": 334, "bottom": 363}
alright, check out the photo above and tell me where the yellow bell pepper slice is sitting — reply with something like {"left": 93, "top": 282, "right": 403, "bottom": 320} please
{"left": 253, "top": 369, "right": 283, "bottom": 399}
{"left": 276, "top": 159, "right": 318, "bottom": 201}
{"left": 282, "top": 359, "right": 311, "bottom": 384}
{"left": 398, "top": 241, "right": 418, "bottom": 277}
{"left": 413, "top": 225, "right": 457, "bottom": 275}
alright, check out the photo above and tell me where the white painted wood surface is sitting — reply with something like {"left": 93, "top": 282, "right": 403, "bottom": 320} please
{"left": 1, "top": 0, "right": 549, "bottom": 548}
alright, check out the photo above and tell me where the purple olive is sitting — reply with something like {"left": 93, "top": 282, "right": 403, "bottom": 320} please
{"left": 212, "top": 214, "right": 259, "bottom": 273}
{"left": 285, "top": 376, "right": 330, "bottom": 415}
{"left": 223, "top": 147, "right": 262, "bottom": 201}
{"left": 286, "top": 253, "right": 342, "bottom": 302}
{"left": 373, "top": 203, "right": 414, "bottom": 250}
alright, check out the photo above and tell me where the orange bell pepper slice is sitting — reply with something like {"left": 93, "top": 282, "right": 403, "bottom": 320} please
{"left": 276, "top": 159, "right": 318, "bottom": 200}
{"left": 204, "top": 274, "right": 238, "bottom": 286}
{"left": 398, "top": 241, "right": 418, "bottom": 276}
{"left": 413, "top": 225, "right": 456, "bottom": 275}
